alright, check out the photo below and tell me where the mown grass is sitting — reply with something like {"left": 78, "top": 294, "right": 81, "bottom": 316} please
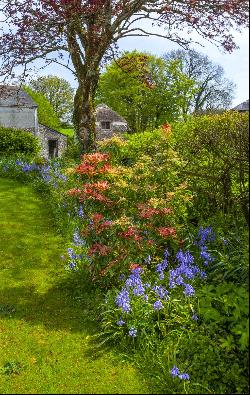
{"left": 0, "top": 178, "right": 150, "bottom": 394}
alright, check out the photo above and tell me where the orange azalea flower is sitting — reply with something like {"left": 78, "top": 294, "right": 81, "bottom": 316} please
{"left": 67, "top": 188, "right": 82, "bottom": 195}
{"left": 91, "top": 213, "right": 104, "bottom": 222}
{"left": 129, "top": 263, "right": 142, "bottom": 271}
{"left": 81, "top": 152, "right": 110, "bottom": 164}
{"left": 88, "top": 243, "right": 110, "bottom": 256}
{"left": 161, "top": 123, "right": 171, "bottom": 132}
{"left": 157, "top": 227, "right": 177, "bottom": 237}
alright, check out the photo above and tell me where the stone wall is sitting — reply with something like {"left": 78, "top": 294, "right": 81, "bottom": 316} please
{"left": 0, "top": 106, "right": 38, "bottom": 132}
{"left": 96, "top": 121, "right": 127, "bottom": 141}
{"left": 37, "top": 124, "right": 67, "bottom": 159}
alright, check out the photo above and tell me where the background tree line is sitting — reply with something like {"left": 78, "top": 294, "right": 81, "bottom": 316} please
{"left": 27, "top": 49, "right": 236, "bottom": 135}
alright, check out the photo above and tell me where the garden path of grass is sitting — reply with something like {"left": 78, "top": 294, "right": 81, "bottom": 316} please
{"left": 0, "top": 178, "right": 150, "bottom": 394}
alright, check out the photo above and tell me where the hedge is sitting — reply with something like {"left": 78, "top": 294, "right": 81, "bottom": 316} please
{"left": 0, "top": 127, "right": 40, "bottom": 156}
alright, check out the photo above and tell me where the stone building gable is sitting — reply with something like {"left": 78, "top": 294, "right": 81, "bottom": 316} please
{"left": 0, "top": 85, "right": 37, "bottom": 108}
{"left": 37, "top": 124, "right": 67, "bottom": 159}
{"left": 232, "top": 99, "right": 249, "bottom": 112}
{"left": 96, "top": 103, "right": 127, "bottom": 123}
{"left": 95, "top": 103, "right": 128, "bottom": 140}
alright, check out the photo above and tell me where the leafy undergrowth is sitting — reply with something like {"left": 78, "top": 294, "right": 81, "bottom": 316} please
{"left": 0, "top": 178, "right": 150, "bottom": 394}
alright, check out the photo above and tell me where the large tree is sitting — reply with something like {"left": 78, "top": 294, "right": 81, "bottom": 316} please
{"left": 164, "top": 49, "right": 236, "bottom": 114}
{"left": 29, "top": 75, "right": 74, "bottom": 124}
{"left": 0, "top": 1, "right": 248, "bottom": 152}
{"left": 96, "top": 51, "right": 196, "bottom": 132}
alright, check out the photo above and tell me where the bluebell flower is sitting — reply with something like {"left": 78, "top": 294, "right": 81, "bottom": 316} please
{"left": 153, "top": 300, "right": 164, "bottom": 310}
{"left": 115, "top": 288, "right": 131, "bottom": 313}
{"left": 143, "top": 294, "right": 149, "bottom": 302}
{"left": 69, "top": 262, "right": 76, "bottom": 269}
{"left": 73, "top": 229, "right": 85, "bottom": 246}
{"left": 178, "top": 373, "right": 190, "bottom": 380}
{"left": 144, "top": 255, "right": 152, "bottom": 265}
{"left": 133, "top": 285, "right": 145, "bottom": 296}
{"left": 175, "top": 275, "right": 184, "bottom": 285}
{"left": 192, "top": 314, "right": 198, "bottom": 321}
{"left": 67, "top": 247, "right": 77, "bottom": 260}
{"left": 128, "top": 327, "right": 137, "bottom": 337}
{"left": 117, "top": 318, "right": 125, "bottom": 326}
{"left": 170, "top": 366, "right": 180, "bottom": 377}
{"left": 77, "top": 205, "right": 84, "bottom": 218}
{"left": 15, "top": 160, "right": 23, "bottom": 166}
{"left": 184, "top": 284, "right": 195, "bottom": 296}
{"left": 152, "top": 285, "right": 168, "bottom": 300}
{"left": 158, "top": 271, "right": 164, "bottom": 280}
{"left": 119, "top": 273, "right": 125, "bottom": 281}
{"left": 196, "top": 225, "right": 215, "bottom": 246}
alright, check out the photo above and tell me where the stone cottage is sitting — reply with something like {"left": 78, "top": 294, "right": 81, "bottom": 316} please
{"left": 95, "top": 103, "right": 128, "bottom": 139}
{"left": 0, "top": 86, "right": 128, "bottom": 158}
{"left": 232, "top": 99, "right": 249, "bottom": 112}
{"left": 0, "top": 85, "right": 67, "bottom": 159}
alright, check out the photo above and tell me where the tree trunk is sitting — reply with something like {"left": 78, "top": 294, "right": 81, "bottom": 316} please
{"left": 73, "top": 71, "right": 99, "bottom": 153}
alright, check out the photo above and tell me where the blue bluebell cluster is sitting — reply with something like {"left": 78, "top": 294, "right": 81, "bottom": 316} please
{"left": 156, "top": 249, "right": 169, "bottom": 280}
{"left": 75, "top": 204, "right": 85, "bottom": 218}
{"left": 168, "top": 249, "right": 206, "bottom": 296}
{"left": 11, "top": 159, "right": 68, "bottom": 186}
{"left": 66, "top": 246, "right": 82, "bottom": 269}
{"left": 73, "top": 229, "right": 85, "bottom": 246}
{"left": 114, "top": 229, "right": 216, "bottom": 336}
{"left": 170, "top": 366, "right": 190, "bottom": 380}
{"left": 194, "top": 226, "right": 215, "bottom": 266}
{"left": 128, "top": 327, "right": 137, "bottom": 337}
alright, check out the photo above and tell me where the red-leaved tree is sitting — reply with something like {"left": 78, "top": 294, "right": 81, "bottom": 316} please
{"left": 0, "top": 0, "right": 248, "bottom": 151}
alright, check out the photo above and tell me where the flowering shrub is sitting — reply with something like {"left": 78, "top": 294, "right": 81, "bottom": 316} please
{"left": 64, "top": 131, "right": 193, "bottom": 285}
{"left": 98, "top": 225, "right": 249, "bottom": 394}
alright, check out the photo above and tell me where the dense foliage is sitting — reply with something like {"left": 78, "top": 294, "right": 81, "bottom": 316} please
{"left": 29, "top": 75, "right": 74, "bottom": 123}
{"left": 172, "top": 111, "right": 249, "bottom": 225}
{"left": 0, "top": 127, "right": 40, "bottom": 156}
{"left": 96, "top": 51, "right": 196, "bottom": 132}
{"left": 24, "top": 87, "right": 61, "bottom": 130}
{"left": 0, "top": 111, "right": 248, "bottom": 394}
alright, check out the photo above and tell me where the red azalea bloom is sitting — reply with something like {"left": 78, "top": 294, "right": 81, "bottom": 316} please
{"left": 129, "top": 263, "right": 142, "bottom": 271}
{"left": 88, "top": 243, "right": 110, "bottom": 256}
{"left": 157, "top": 227, "right": 177, "bottom": 237}
{"left": 91, "top": 213, "right": 104, "bottom": 222}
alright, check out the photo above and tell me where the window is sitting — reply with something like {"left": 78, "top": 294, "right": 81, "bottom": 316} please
{"left": 48, "top": 139, "right": 58, "bottom": 159}
{"left": 101, "top": 121, "right": 111, "bottom": 130}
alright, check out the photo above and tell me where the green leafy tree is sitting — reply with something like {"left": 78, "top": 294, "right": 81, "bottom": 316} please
{"left": 24, "top": 87, "right": 61, "bottom": 130}
{"left": 29, "top": 75, "right": 74, "bottom": 124}
{"left": 164, "top": 49, "right": 236, "bottom": 114}
{"left": 96, "top": 51, "right": 196, "bottom": 132}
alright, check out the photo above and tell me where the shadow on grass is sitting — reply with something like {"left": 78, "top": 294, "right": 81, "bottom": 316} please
{"left": 0, "top": 272, "right": 104, "bottom": 335}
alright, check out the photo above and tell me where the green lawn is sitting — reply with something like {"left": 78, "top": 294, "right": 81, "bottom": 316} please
{"left": 0, "top": 178, "right": 150, "bottom": 394}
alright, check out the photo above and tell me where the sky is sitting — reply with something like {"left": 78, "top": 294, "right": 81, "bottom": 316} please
{"left": 36, "top": 24, "right": 249, "bottom": 108}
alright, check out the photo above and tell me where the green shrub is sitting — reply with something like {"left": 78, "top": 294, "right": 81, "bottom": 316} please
{"left": 97, "top": 128, "right": 173, "bottom": 166}
{"left": 172, "top": 111, "right": 249, "bottom": 224}
{"left": 0, "top": 127, "right": 40, "bottom": 156}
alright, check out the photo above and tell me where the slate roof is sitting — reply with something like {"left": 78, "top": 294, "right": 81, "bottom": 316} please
{"left": 232, "top": 99, "right": 249, "bottom": 112}
{"left": 0, "top": 85, "right": 37, "bottom": 108}
{"left": 96, "top": 103, "right": 127, "bottom": 123}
